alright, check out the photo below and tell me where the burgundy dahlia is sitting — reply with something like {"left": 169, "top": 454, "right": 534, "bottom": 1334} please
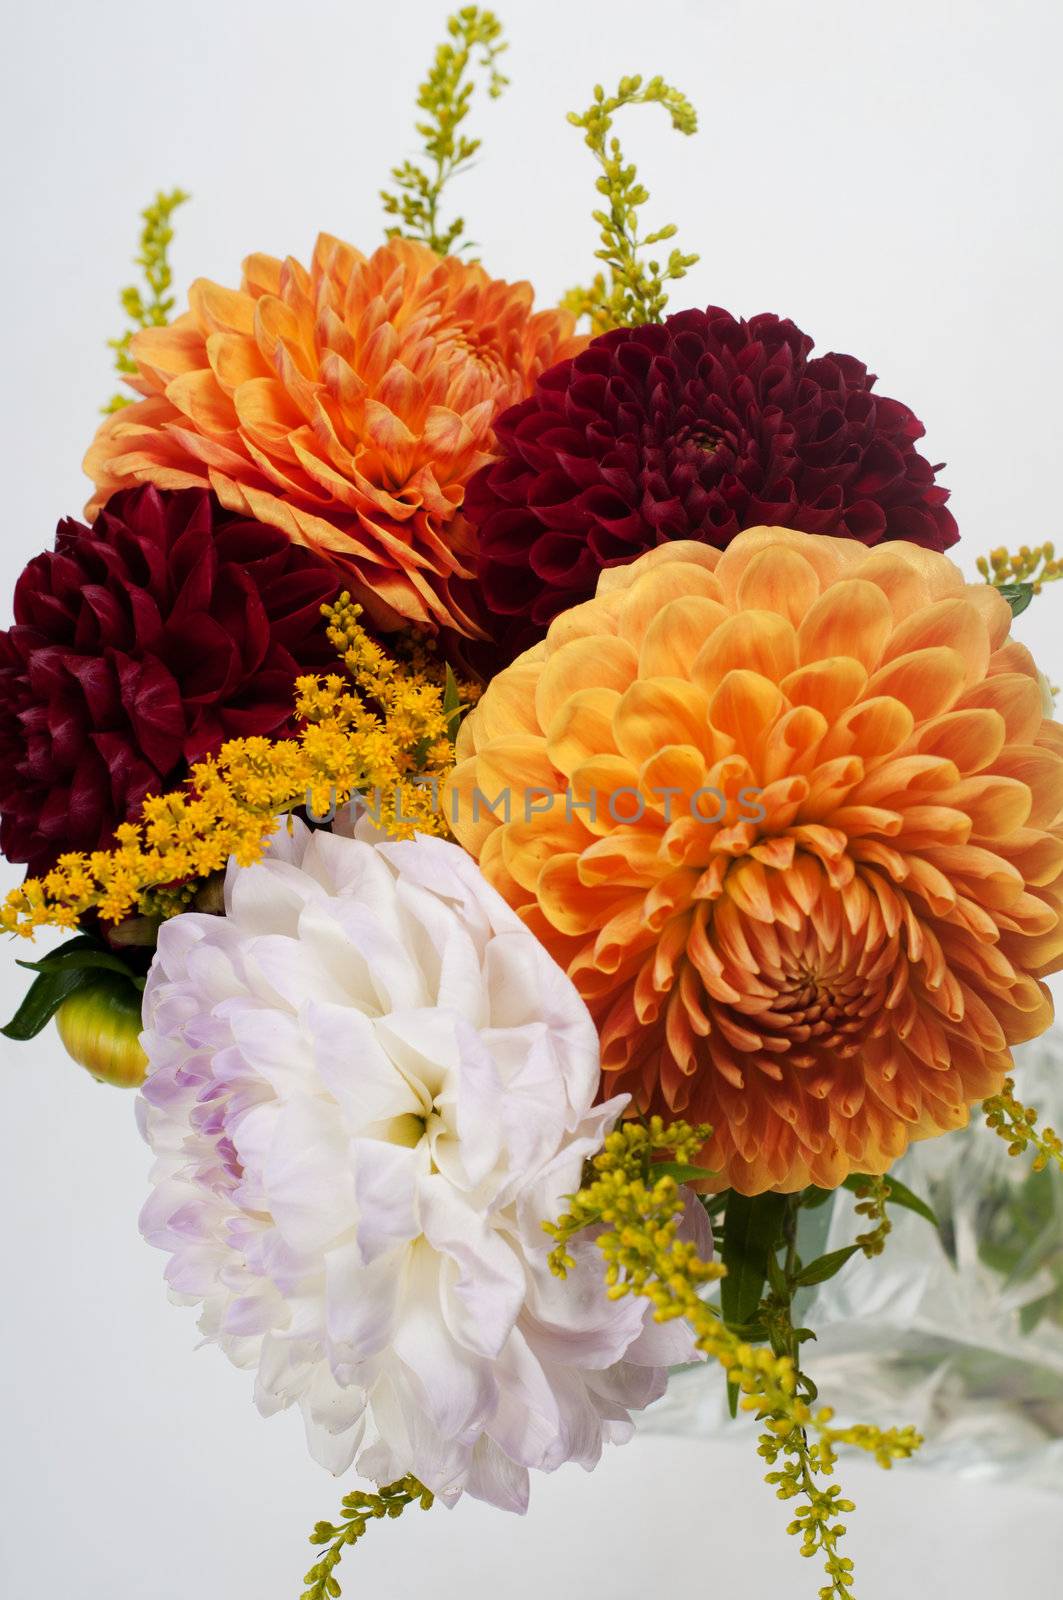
{"left": 465, "top": 307, "right": 958, "bottom": 654}
{"left": 0, "top": 486, "right": 339, "bottom": 875}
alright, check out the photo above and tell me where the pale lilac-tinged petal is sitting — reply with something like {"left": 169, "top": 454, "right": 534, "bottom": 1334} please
{"left": 181, "top": 934, "right": 247, "bottom": 1011}
{"left": 225, "top": 854, "right": 325, "bottom": 936}
{"left": 264, "top": 1098, "right": 356, "bottom": 1254}
{"left": 355, "top": 1436, "right": 407, "bottom": 1489}
{"left": 419, "top": 1176, "right": 525, "bottom": 1358}
{"left": 221, "top": 1002, "right": 312, "bottom": 1096}
{"left": 262, "top": 816, "right": 311, "bottom": 865}
{"left": 534, "top": 1359, "right": 610, "bottom": 1472}
{"left": 371, "top": 1007, "right": 461, "bottom": 1110}
{"left": 351, "top": 1139, "right": 420, "bottom": 1263}
{"left": 139, "top": 1181, "right": 211, "bottom": 1251}
{"left": 483, "top": 1327, "right": 564, "bottom": 1470}
{"left": 484, "top": 1023, "right": 569, "bottom": 1191}
{"left": 226, "top": 1102, "right": 280, "bottom": 1213}
{"left": 465, "top": 1436, "right": 530, "bottom": 1514}
{"left": 676, "top": 1183, "right": 715, "bottom": 1260}
{"left": 306, "top": 1001, "right": 421, "bottom": 1129}
{"left": 445, "top": 1017, "right": 505, "bottom": 1188}
{"left": 390, "top": 1248, "right": 497, "bottom": 1442}
{"left": 242, "top": 933, "right": 355, "bottom": 1011}
{"left": 514, "top": 1098, "right": 627, "bottom": 1237}
{"left": 147, "top": 913, "right": 208, "bottom": 986}
{"left": 584, "top": 1358, "right": 669, "bottom": 1415}
{"left": 484, "top": 931, "right": 600, "bottom": 1110}
{"left": 615, "top": 1312, "right": 697, "bottom": 1369}
{"left": 377, "top": 834, "right": 506, "bottom": 943}
{"left": 302, "top": 1403, "right": 367, "bottom": 1474}
{"left": 519, "top": 1256, "right": 648, "bottom": 1372}
{"left": 302, "top": 828, "right": 409, "bottom": 932}
{"left": 222, "top": 1290, "right": 285, "bottom": 1337}
{"left": 394, "top": 878, "right": 488, "bottom": 1022}
{"left": 303, "top": 1362, "right": 368, "bottom": 1438}
{"left": 304, "top": 899, "right": 429, "bottom": 1012}
{"left": 163, "top": 1243, "right": 230, "bottom": 1297}
{"left": 368, "top": 1370, "right": 475, "bottom": 1500}
{"left": 325, "top": 1238, "right": 408, "bottom": 1363}
{"left": 254, "top": 1330, "right": 314, "bottom": 1416}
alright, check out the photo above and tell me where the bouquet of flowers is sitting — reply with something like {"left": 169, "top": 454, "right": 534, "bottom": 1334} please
{"left": 4, "top": 12, "right": 1061, "bottom": 1597}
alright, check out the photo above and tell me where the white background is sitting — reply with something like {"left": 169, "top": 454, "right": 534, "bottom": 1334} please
{"left": 1, "top": 1, "right": 1062, "bottom": 1594}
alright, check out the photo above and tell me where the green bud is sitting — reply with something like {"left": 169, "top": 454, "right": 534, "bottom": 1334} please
{"left": 55, "top": 978, "right": 147, "bottom": 1088}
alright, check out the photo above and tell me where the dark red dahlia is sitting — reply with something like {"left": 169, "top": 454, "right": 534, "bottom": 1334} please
{"left": 465, "top": 307, "right": 958, "bottom": 655}
{"left": 0, "top": 486, "right": 339, "bottom": 875}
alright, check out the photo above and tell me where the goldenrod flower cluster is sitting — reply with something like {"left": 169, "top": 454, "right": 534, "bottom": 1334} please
{"left": 984, "top": 1076, "right": 1063, "bottom": 1173}
{"left": 302, "top": 1476, "right": 434, "bottom": 1600}
{"left": 978, "top": 541, "right": 1062, "bottom": 593}
{"left": 851, "top": 1175, "right": 893, "bottom": 1258}
{"left": 545, "top": 1121, "right": 921, "bottom": 1600}
{"left": 105, "top": 187, "right": 190, "bottom": 412}
{"left": 0, "top": 597, "right": 461, "bottom": 940}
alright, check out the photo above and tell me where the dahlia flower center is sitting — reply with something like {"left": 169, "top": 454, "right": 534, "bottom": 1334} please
{"left": 762, "top": 951, "right": 871, "bottom": 1062}
{"left": 443, "top": 324, "right": 509, "bottom": 385}
{"left": 685, "top": 424, "right": 724, "bottom": 456}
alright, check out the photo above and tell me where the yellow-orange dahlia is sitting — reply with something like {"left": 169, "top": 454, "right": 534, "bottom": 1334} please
{"left": 447, "top": 528, "right": 1063, "bottom": 1193}
{"left": 84, "top": 236, "right": 581, "bottom": 636}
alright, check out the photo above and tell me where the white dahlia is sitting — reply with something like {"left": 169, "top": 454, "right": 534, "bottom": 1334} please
{"left": 138, "top": 817, "right": 702, "bottom": 1510}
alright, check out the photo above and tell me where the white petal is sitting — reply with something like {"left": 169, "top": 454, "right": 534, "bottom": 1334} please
{"left": 264, "top": 1097, "right": 356, "bottom": 1253}
{"left": 418, "top": 1176, "right": 525, "bottom": 1358}
{"left": 351, "top": 1138, "right": 421, "bottom": 1263}
{"left": 325, "top": 1238, "right": 407, "bottom": 1362}
{"left": 306, "top": 1001, "right": 420, "bottom": 1130}
{"left": 465, "top": 1436, "right": 530, "bottom": 1513}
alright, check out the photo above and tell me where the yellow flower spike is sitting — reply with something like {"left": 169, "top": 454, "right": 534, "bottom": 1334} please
{"left": 984, "top": 1076, "right": 1063, "bottom": 1173}
{"left": 0, "top": 604, "right": 461, "bottom": 940}
{"left": 982, "top": 539, "right": 1063, "bottom": 595}
{"left": 544, "top": 1118, "right": 921, "bottom": 1600}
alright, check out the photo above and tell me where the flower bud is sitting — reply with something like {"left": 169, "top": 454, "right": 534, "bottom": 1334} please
{"left": 55, "top": 979, "right": 147, "bottom": 1088}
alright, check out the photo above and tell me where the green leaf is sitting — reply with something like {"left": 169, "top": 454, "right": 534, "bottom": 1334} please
{"left": 765, "top": 1249, "right": 789, "bottom": 1297}
{"left": 998, "top": 582, "right": 1034, "bottom": 617}
{"left": 723, "top": 1320, "right": 768, "bottom": 1342}
{"left": 726, "top": 1374, "right": 739, "bottom": 1418}
{"left": 16, "top": 948, "right": 139, "bottom": 981}
{"left": 12, "top": 933, "right": 97, "bottom": 965}
{"left": 1, "top": 965, "right": 98, "bottom": 1042}
{"left": 443, "top": 663, "right": 464, "bottom": 741}
{"left": 793, "top": 1244, "right": 860, "bottom": 1288}
{"left": 720, "top": 1191, "right": 788, "bottom": 1328}
{"left": 843, "top": 1173, "right": 939, "bottom": 1228}
{"left": 800, "top": 1185, "right": 836, "bottom": 1210}
{"left": 651, "top": 1160, "right": 718, "bottom": 1184}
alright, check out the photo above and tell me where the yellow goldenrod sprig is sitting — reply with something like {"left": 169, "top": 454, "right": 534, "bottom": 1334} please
{"left": 104, "top": 187, "right": 190, "bottom": 412}
{"left": 562, "top": 75, "right": 699, "bottom": 332}
{"left": 983, "top": 1077, "right": 1063, "bottom": 1173}
{"left": 0, "top": 600, "right": 457, "bottom": 940}
{"left": 301, "top": 1476, "right": 434, "bottom": 1600}
{"left": 851, "top": 1175, "right": 892, "bottom": 1258}
{"left": 545, "top": 1121, "right": 921, "bottom": 1600}
{"left": 381, "top": 7, "right": 508, "bottom": 256}
{"left": 978, "top": 542, "right": 1061, "bottom": 595}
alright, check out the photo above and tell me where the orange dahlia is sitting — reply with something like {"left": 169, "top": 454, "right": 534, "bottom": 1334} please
{"left": 84, "top": 236, "right": 581, "bottom": 635}
{"left": 446, "top": 528, "right": 1063, "bottom": 1193}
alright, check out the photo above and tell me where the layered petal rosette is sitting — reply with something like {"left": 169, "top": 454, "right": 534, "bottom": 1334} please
{"left": 138, "top": 818, "right": 698, "bottom": 1509}
{"left": 446, "top": 528, "right": 1063, "bottom": 1193}
{"left": 465, "top": 309, "right": 958, "bottom": 658}
{"left": 85, "top": 236, "right": 582, "bottom": 637}
{"left": 0, "top": 485, "right": 338, "bottom": 875}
